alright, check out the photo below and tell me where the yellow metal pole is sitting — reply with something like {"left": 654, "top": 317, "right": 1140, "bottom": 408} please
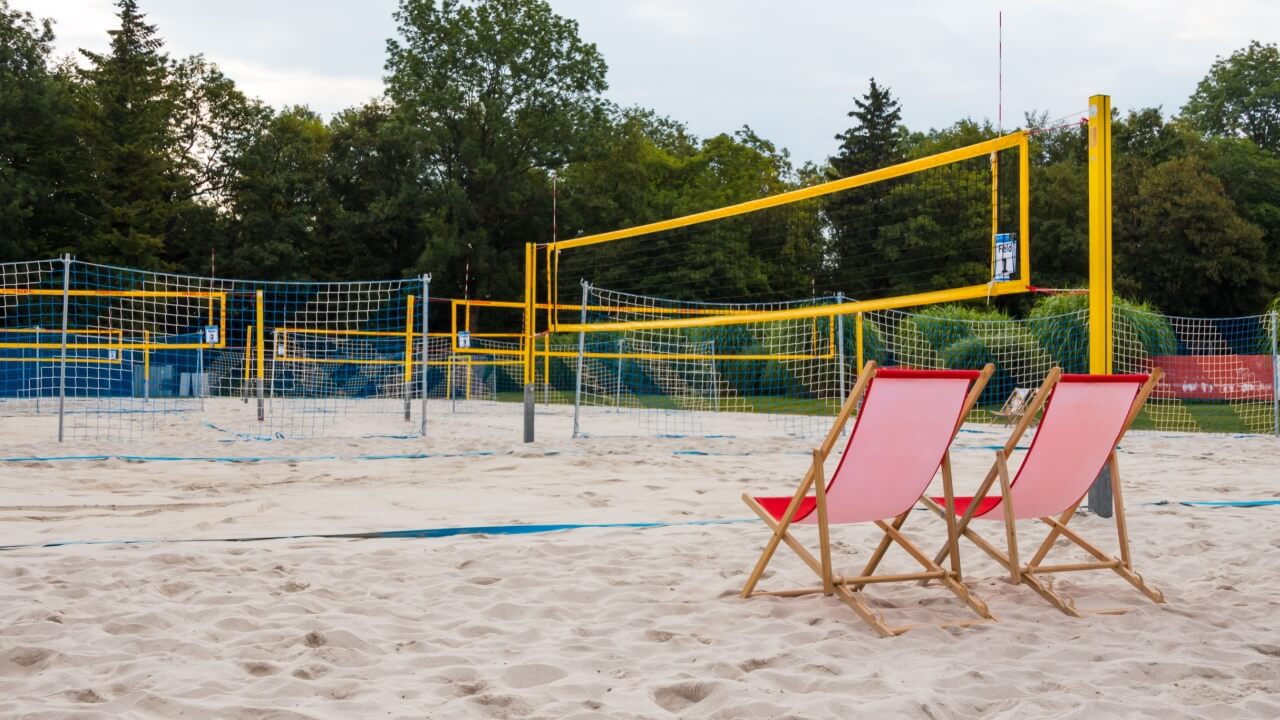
{"left": 541, "top": 332, "right": 549, "bottom": 395}
{"left": 143, "top": 329, "right": 150, "bottom": 387}
{"left": 466, "top": 356, "right": 473, "bottom": 400}
{"left": 855, "top": 313, "right": 865, "bottom": 372}
{"left": 990, "top": 151, "right": 1000, "bottom": 278}
{"left": 1018, "top": 133, "right": 1031, "bottom": 284}
{"left": 524, "top": 243, "right": 535, "bottom": 384}
{"left": 545, "top": 243, "right": 552, "bottom": 335}
{"left": 451, "top": 299, "right": 459, "bottom": 352}
{"left": 404, "top": 295, "right": 415, "bottom": 384}
{"left": 1088, "top": 94, "right": 1114, "bottom": 375}
{"left": 255, "top": 289, "right": 265, "bottom": 421}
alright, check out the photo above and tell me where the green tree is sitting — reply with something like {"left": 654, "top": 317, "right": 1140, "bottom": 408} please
{"left": 1115, "top": 155, "right": 1269, "bottom": 316}
{"left": 0, "top": 1, "right": 88, "bottom": 260}
{"left": 165, "top": 54, "right": 271, "bottom": 274}
{"left": 385, "top": 0, "right": 608, "bottom": 301}
{"left": 320, "top": 101, "right": 434, "bottom": 280}
{"left": 826, "top": 79, "right": 909, "bottom": 298}
{"left": 1202, "top": 137, "right": 1280, "bottom": 301}
{"left": 75, "top": 0, "right": 181, "bottom": 268}
{"left": 831, "top": 78, "right": 905, "bottom": 176}
{"left": 221, "top": 107, "right": 332, "bottom": 280}
{"left": 557, "top": 110, "right": 814, "bottom": 303}
{"left": 1183, "top": 41, "right": 1280, "bottom": 152}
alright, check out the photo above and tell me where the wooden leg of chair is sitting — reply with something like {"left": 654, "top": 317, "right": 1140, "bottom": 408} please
{"left": 812, "top": 450, "right": 834, "bottom": 596}
{"left": 1040, "top": 507, "right": 1167, "bottom": 606}
{"left": 875, "top": 520, "right": 992, "bottom": 620}
{"left": 932, "top": 467, "right": 1000, "bottom": 568}
{"left": 1107, "top": 453, "right": 1164, "bottom": 603}
{"left": 740, "top": 467, "right": 818, "bottom": 597}
{"left": 1027, "top": 499, "right": 1082, "bottom": 568}
{"left": 1109, "top": 453, "right": 1132, "bottom": 571}
{"left": 940, "top": 452, "right": 963, "bottom": 580}
{"left": 996, "top": 452, "right": 1021, "bottom": 584}
{"left": 850, "top": 511, "right": 908, "bottom": 591}
{"left": 1019, "top": 573, "right": 1085, "bottom": 618}
{"left": 742, "top": 496, "right": 825, "bottom": 579}
{"left": 831, "top": 584, "right": 897, "bottom": 638}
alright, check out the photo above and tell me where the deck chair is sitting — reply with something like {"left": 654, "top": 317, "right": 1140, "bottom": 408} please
{"left": 740, "top": 361, "right": 995, "bottom": 637}
{"left": 992, "top": 387, "right": 1035, "bottom": 426}
{"left": 922, "top": 369, "right": 1165, "bottom": 617}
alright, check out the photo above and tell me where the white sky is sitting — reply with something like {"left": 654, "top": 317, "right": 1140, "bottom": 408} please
{"left": 15, "top": 0, "right": 1279, "bottom": 166}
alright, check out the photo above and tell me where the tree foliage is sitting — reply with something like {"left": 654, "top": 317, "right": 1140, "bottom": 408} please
{"left": 1183, "top": 41, "right": 1280, "bottom": 152}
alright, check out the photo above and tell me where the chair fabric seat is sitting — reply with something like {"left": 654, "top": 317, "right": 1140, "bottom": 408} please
{"left": 755, "top": 495, "right": 817, "bottom": 522}
{"left": 930, "top": 495, "right": 1003, "bottom": 519}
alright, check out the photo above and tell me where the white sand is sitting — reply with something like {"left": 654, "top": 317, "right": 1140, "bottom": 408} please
{"left": 2, "top": 399, "right": 1279, "bottom": 718}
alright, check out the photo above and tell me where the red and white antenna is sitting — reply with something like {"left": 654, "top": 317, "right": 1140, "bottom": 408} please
{"left": 998, "top": 10, "right": 1003, "bottom": 132}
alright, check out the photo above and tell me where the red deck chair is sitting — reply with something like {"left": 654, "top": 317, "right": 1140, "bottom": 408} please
{"left": 923, "top": 369, "right": 1166, "bottom": 617}
{"left": 740, "top": 361, "right": 995, "bottom": 637}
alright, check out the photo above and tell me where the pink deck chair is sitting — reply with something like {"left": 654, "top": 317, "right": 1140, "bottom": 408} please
{"left": 740, "top": 362, "right": 995, "bottom": 637}
{"left": 923, "top": 369, "right": 1166, "bottom": 616}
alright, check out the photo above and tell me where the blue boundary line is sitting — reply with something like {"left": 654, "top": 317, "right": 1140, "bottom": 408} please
{"left": 0, "top": 518, "right": 755, "bottom": 551}
{"left": 4, "top": 501, "right": 1277, "bottom": 552}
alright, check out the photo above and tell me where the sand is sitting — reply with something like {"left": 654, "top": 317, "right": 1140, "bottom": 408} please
{"left": 1, "top": 399, "right": 1279, "bottom": 719}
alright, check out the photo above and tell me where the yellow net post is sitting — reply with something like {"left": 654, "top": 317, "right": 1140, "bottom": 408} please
{"left": 256, "top": 289, "right": 265, "bottom": 422}
{"left": 1088, "top": 94, "right": 1114, "bottom": 375}
{"left": 855, "top": 312, "right": 865, "bottom": 376}
{"left": 1087, "top": 93, "right": 1116, "bottom": 517}
{"left": 404, "top": 294, "right": 415, "bottom": 421}
{"left": 522, "top": 243, "right": 535, "bottom": 442}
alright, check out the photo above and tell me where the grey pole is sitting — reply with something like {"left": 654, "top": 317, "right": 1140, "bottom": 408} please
{"left": 421, "top": 274, "right": 431, "bottom": 436}
{"left": 450, "top": 355, "right": 457, "bottom": 414}
{"left": 1271, "top": 310, "right": 1278, "bottom": 437}
{"left": 57, "top": 255, "right": 70, "bottom": 442}
{"left": 572, "top": 281, "right": 589, "bottom": 437}
{"left": 522, "top": 381, "right": 532, "bottom": 443}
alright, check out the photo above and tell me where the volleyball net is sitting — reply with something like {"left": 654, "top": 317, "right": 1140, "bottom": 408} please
{"left": 0, "top": 258, "right": 438, "bottom": 441}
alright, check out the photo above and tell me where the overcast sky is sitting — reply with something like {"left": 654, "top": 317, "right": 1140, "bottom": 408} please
{"left": 15, "top": 0, "right": 1279, "bottom": 166}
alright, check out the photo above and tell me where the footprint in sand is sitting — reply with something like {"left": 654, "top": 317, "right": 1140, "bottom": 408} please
{"left": 501, "top": 663, "right": 567, "bottom": 689}
{"left": 653, "top": 681, "right": 714, "bottom": 713}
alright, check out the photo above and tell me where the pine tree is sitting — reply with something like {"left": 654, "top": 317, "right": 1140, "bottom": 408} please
{"left": 75, "top": 0, "right": 180, "bottom": 267}
{"left": 826, "top": 79, "right": 907, "bottom": 297}
{"left": 831, "top": 78, "right": 905, "bottom": 177}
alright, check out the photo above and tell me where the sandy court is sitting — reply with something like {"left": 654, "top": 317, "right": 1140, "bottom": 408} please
{"left": 2, "top": 399, "right": 1279, "bottom": 718}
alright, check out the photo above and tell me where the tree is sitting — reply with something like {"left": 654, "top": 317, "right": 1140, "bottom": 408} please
{"left": 1115, "top": 155, "right": 1269, "bottom": 316}
{"left": 320, "top": 101, "right": 434, "bottom": 280}
{"left": 165, "top": 54, "right": 271, "bottom": 273}
{"left": 1202, "top": 137, "right": 1280, "bottom": 301}
{"left": 831, "top": 78, "right": 905, "bottom": 177}
{"left": 385, "top": 0, "right": 609, "bottom": 301}
{"left": 75, "top": 0, "right": 181, "bottom": 268}
{"left": 826, "top": 79, "right": 909, "bottom": 297}
{"left": 221, "top": 107, "right": 332, "bottom": 280}
{"left": 0, "top": 1, "right": 88, "bottom": 260}
{"left": 1182, "top": 41, "right": 1280, "bottom": 153}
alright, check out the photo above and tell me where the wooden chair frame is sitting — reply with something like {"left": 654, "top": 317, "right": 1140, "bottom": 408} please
{"left": 740, "top": 361, "right": 996, "bottom": 637}
{"left": 922, "top": 369, "right": 1166, "bottom": 617}
{"left": 992, "top": 386, "right": 1035, "bottom": 426}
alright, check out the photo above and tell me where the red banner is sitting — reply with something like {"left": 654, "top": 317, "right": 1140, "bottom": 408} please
{"left": 1150, "top": 355, "right": 1276, "bottom": 401}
